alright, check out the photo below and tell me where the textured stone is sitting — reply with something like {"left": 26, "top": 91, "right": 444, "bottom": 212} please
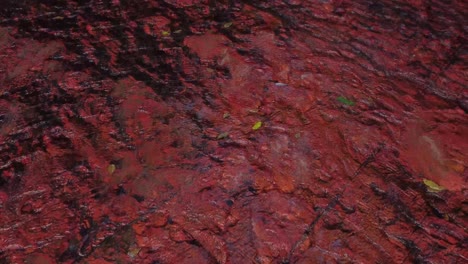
{"left": 0, "top": 0, "right": 466, "bottom": 263}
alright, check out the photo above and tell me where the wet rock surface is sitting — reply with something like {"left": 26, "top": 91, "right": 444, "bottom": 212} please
{"left": 0, "top": 0, "right": 467, "bottom": 263}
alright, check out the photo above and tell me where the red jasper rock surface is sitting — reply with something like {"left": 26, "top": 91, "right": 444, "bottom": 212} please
{"left": 0, "top": 0, "right": 467, "bottom": 263}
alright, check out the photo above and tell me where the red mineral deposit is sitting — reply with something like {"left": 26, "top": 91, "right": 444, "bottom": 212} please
{"left": 0, "top": 0, "right": 466, "bottom": 263}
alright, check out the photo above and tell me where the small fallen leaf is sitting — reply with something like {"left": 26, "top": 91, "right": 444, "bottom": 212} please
{"left": 252, "top": 121, "right": 262, "bottom": 131}
{"left": 223, "top": 112, "right": 230, "bottom": 119}
{"left": 223, "top": 22, "right": 233, "bottom": 28}
{"left": 337, "top": 96, "right": 355, "bottom": 106}
{"left": 107, "top": 164, "right": 116, "bottom": 175}
{"left": 217, "top": 132, "right": 229, "bottom": 139}
{"left": 423, "top": 179, "right": 445, "bottom": 192}
{"left": 161, "top": 30, "right": 170, "bottom": 36}
{"left": 127, "top": 246, "right": 141, "bottom": 258}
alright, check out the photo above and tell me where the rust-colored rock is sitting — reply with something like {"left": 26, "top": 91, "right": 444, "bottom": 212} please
{"left": 0, "top": 0, "right": 467, "bottom": 263}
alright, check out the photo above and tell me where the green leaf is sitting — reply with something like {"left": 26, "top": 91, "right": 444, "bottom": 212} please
{"left": 252, "top": 121, "right": 262, "bottom": 131}
{"left": 337, "top": 96, "right": 355, "bottom": 106}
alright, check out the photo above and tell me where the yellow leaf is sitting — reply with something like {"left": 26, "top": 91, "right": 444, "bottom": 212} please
{"left": 127, "top": 246, "right": 141, "bottom": 258}
{"left": 223, "top": 22, "right": 233, "bottom": 28}
{"left": 107, "top": 164, "right": 116, "bottom": 175}
{"left": 423, "top": 179, "right": 445, "bottom": 192}
{"left": 252, "top": 121, "right": 262, "bottom": 131}
{"left": 162, "top": 30, "right": 170, "bottom": 36}
{"left": 217, "top": 132, "right": 229, "bottom": 139}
